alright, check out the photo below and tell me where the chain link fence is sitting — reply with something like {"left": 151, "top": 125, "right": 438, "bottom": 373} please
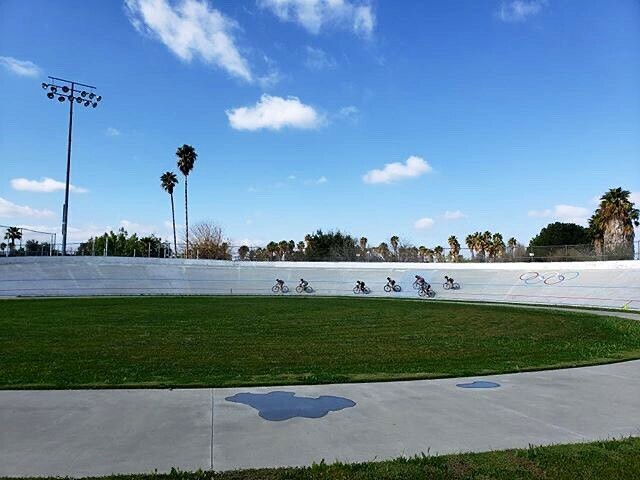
{"left": 3, "top": 238, "right": 639, "bottom": 262}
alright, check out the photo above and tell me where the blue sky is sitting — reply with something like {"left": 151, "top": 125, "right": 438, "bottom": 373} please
{"left": 1, "top": 0, "right": 639, "bottom": 248}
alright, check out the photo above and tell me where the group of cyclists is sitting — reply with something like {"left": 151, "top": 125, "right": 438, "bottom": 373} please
{"left": 273, "top": 278, "right": 311, "bottom": 294}
{"left": 274, "top": 275, "right": 458, "bottom": 297}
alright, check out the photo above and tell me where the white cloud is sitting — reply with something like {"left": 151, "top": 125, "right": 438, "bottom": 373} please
{"left": 630, "top": 192, "right": 640, "bottom": 205}
{"left": 304, "top": 46, "right": 337, "bottom": 70}
{"left": 119, "top": 219, "right": 158, "bottom": 236}
{"left": 125, "top": 0, "right": 252, "bottom": 81}
{"left": 235, "top": 237, "right": 266, "bottom": 247}
{"left": 106, "top": 127, "right": 121, "bottom": 136}
{"left": 363, "top": 155, "right": 432, "bottom": 184}
{"left": 10, "top": 177, "right": 88, "bottom": 194}
{"left": 443, "top": 210, "right": 465, "bottom": 220}
{"left": 414, "top": 217, "right": 435, "bottom": 230}
{"left": 226, "top": 94, "right": 324, "bottom": 131}
{"left": 258, "top": 0, "right": 375, "bottom": 37}
{"left": 257, "top": 69, "right": 282, "bottom": 89}
{"left": 303, "top": 175, "right": 328, "bottom": 185}
{"left": 0, "top": 56, "right": 41, "bottom": 77}
{"left": 528, "top": 204, "right": 590, "bottom": 225}
{"left": 497, "top": 0, "right": 546, "bottom": 22}
{"left": 0, "top": 197, "right": 54, "bottom": 218}
{"left": 334, "top": 105, "right": 360, "bottom": 123}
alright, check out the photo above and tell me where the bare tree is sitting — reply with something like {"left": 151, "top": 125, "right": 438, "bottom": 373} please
{"left": 188, "top": 221, "right": 230, "bottom": 260}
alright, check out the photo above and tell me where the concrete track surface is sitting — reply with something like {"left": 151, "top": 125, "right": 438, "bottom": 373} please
{"left": 1, "top": 257, "right": 639, "bottom": 309}
{"left": 2, "top": 358, "right": 640, "bottom": 478}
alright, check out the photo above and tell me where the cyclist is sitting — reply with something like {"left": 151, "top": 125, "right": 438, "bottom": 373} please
{"left": 444, "top": 275, "right": 455, "bottom": 288}
{"left": 355, "top": 280, "right": 367, "bottom": 293}
{"left": 415, "top": 274, "right": 425, "bottom": 286}
{"left": 420, "top": 280, "right": 432, "bottom": 295}
{"left": 386, "top": 276, "right": 396, "bottom": 287}
{"left": 276, "top": 278, "right": 285, "bottom": 288}
{"left": 299, "top": 278, "right": 308, "bottom": 290}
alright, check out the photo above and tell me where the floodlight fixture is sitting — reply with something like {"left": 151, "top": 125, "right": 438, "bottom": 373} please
{"left": 40, "top": 75, "right": 102, "bottom": 255}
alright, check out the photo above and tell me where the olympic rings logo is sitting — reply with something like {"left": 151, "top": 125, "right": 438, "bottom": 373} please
{"left": 519, "top": 271, "right": 579, "bottom": 285}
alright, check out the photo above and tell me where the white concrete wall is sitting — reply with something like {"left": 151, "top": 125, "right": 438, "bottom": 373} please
{"left": 1, "top": 257, "right": 639, "bottom": 310}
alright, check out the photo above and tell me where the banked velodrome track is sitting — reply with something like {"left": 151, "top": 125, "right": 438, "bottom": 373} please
{"left": 2, "top": 257, "right": 640, "bottom": 477}
{"left": 1, "top": 257, "right": 639, "bottom": 309}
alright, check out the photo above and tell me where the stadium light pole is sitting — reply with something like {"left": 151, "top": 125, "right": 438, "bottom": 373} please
{"left": 41, "top": 76, "right": 102, "bottom": 255}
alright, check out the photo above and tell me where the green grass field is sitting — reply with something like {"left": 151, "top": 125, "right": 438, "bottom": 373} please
{"left": 11, "top": 438, "right": 640, "bottom": 480}
{"left": 2, "top": 296, "right": 640, "bottom": 389}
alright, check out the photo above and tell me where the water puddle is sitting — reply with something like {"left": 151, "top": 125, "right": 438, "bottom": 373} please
{"left": 225, "top": 391, "right": 356, "bottom": 421}
{"left": 456, "top": 381, "right": 501, "bottom": 389}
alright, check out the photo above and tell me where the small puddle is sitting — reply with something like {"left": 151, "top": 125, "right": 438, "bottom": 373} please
{"left": 225, "top": 391, "right": 356, "bottom": 421}
{"left": 456, "top": 381, "right": 501, "bottom": 389}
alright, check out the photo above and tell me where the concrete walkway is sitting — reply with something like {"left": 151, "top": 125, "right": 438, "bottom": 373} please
{"left": 2, "top": 359, "right": 640, "bottom": 478}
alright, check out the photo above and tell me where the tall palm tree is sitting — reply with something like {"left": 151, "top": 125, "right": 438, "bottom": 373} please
{"left": 490, "top": 233, "right": 505, "bottom": 259}
{"left": 377, "top": 242, "right": 390, "bottom": 261}
{"left": 418, "top": 245, "right": 427, "bottom": 262}
{"left": 359, "top": 236, "right": 368, "bottom": 261}
{"left": 176, "top": 144, "right": 197, "bottom": 258}
{"left": 434, "top": 245, "right": 444, "bottom": 262}
{"left": 266, "top": 241, "right": 278, "bottom": 261}
{"left": 591, "top": 187, "right": 639, "bottom": 257}
{"left": 465, "top": 234, "right": 475, "bottom": 260}
{"left": 278, "top": 240, "right": 289, "bottom": 260}
{"left": 4, "top": 227, "right": 22, "bottom": 254}
{"left": 507, "top": 237, "right": 518, "bottom": 258}
{"left": 479, "top": 231, "right": 492, "bottom": 260}
{"left": 448, "top": 235, "right": 461, "bottom": 262}
{"left": 390, "top": 236, "right": 399, "bottom": 258}
{"left": 160, "top": 171, "right": 179, "bottom": 256}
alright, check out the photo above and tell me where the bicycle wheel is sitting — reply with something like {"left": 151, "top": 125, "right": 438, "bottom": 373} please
{"left": 443, "top": 282, "right": 451, "bottom": 290}
{"left": 296, "top": 285, "right": 303, "bottom": 293}
{"left": 413, "top": 281, "right": 420, "bottom": 290}
{"left": 353, "top": 286, "right": 360, "bottom": 294}
{"left": 305, "top": 286, "right": 314, "bottom": 293}
{"left": 384, "top": 284, "right": 392, "bottom": 292}
{"left": 428, "top": 290, "right": 436, "bottom": 298}
{"left": 363, "top": 287, "right": 370, "bottom": 294}
{"left": 394, "top": 285, "right": 401, "bottom": 292}
{"left": 453, "top": 283, "right": 460, "bottom": 290}
{"left": 271, "top": 285, "right": 279, "bottom": 293}
{"left": 282, "top": 285, "right": 289, "bottom": 293}
{"left": 418, "top": 288, "right": 427, "bottom": 297}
